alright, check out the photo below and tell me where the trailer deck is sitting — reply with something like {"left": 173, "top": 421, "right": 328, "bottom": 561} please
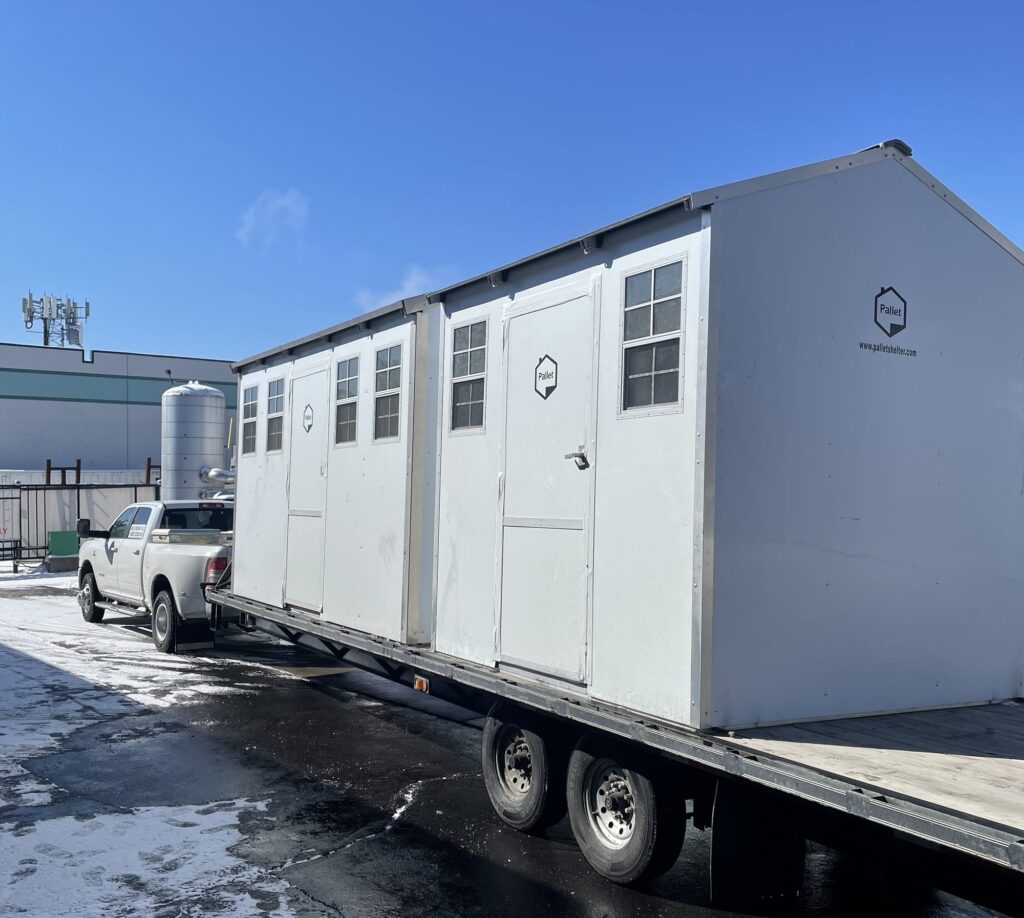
{"left": 209, "top": 587, "right": 1024, "bottom": 876}
{"left": 727, "top": 703, "right": 1024, "bottom": 838}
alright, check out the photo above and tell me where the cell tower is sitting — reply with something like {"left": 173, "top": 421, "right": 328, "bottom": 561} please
{"left": 21, "top": 291, "right": 90, "bottom": 348}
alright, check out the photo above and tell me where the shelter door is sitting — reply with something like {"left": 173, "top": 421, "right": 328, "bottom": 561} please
{"left": 284, "top": 368, "right": 329, "bottom": 612}
{"left": 499, "top": 291, "right": 595, "bottom": 683}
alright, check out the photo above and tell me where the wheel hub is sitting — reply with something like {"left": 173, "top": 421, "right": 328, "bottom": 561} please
{"left": 154, "top": 603, "right": 168, "bottom": 642}
{"left": 586, "top": 760, "right": 636, "bottom": 847}
{"left": 496, "top": 727, "right": 532, "bottom": 796}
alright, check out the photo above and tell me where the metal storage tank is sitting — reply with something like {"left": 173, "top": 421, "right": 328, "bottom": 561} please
{"left": 161, "top": 381, "right": 226, "bottom": 500}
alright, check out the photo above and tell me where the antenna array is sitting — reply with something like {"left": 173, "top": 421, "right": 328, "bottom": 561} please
{"left": 21, "top": 291, "right": 90, "bottom": 348}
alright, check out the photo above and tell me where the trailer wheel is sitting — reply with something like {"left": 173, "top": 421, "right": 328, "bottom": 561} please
{"left": 79, "top": 571, "right": 104, "bottom": 623}
{"left": 151, "top": 590, "right": 178, "bottom": 654}
{"left": 482, "top": 704, "right": 567, "bottom": 832}
{"left": 566, "top": 735, "right": 685, "bottom": 885}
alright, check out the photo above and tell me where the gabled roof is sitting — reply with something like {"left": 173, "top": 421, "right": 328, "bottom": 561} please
{"left": 234, "top": 140, "right": 1023, "bottom": 373}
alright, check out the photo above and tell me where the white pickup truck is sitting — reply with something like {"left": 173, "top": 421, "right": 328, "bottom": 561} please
{"left": 77, "top": 500, "right": 233, "bottom": 653}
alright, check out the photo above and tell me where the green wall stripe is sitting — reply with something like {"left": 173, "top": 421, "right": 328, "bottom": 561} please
{"left": 0, "top": 368, "right": 237, "bottom": 408}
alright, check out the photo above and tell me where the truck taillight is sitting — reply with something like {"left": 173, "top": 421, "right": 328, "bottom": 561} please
{"left": 204, "top": 556, "right": 228, "bottom": 584}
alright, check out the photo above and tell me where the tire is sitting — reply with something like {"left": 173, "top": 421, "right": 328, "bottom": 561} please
{"left": 151, "top": 589, "right": 178, "bottom": 653}
{"left": 79, "top": 571, "right": 104, "bottom": 623}
{"left": 566, "top": 734, "right": 686, "bottom": 885}
{"left": 481, "top": 703, "right": 568, "bottom": 832}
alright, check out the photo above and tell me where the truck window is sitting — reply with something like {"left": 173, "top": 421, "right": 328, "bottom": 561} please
{"left": 108, "top": 507, "right": 137, "bottom": 539}
{"left": 162, "top": 507, "right": 234, "bottom": 531}
{"left": 128, "top": 507, "right": 152, "bottom": 539}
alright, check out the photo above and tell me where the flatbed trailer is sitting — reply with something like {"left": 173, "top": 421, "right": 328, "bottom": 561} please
{"left": 211, "top": 142, "right": 1024, "bottom": 906}
{"left": 210, "top": 586, "right": 1024, "bottom": 902}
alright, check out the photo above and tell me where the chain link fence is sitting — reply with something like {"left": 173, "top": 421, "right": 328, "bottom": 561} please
{"left": 0, "top": 484, "right": 159, "bottom": 564}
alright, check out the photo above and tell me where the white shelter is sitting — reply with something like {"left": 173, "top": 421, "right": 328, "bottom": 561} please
{"left": 231, "top": 141, "right": 1024, "bottom": 730}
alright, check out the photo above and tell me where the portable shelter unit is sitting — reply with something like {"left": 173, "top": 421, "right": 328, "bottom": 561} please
{"left": 232, "top": 140, "right": 1024, "bottom": 731}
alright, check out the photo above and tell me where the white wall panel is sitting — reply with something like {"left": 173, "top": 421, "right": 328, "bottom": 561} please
{"left": 321, "top": 318, "right": 414, "bottom": 641}
{"left": 707, "top": 158, "right": 1024, "bottom": 728}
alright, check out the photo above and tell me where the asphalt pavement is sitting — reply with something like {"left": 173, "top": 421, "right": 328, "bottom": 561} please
{"left": 0, "top": 572, "right": 1015, "bottom": 917}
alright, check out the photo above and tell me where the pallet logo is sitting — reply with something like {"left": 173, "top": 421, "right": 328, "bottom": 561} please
{"left": 534, "top": 355, "right": 558, "bottom": 400}
{"left": 874, "top": 286, "right": 907, "bottom": 337}
{"left": 302, "top": 404, "right": 314, "bottom": 432}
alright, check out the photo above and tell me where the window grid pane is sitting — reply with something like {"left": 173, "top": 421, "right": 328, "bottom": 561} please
{"left": 336, "top": 357, "right": 359, "bottom": 401}
{"left": 242, "top": 421, "right": 256, "bottom": 454}
{"left": 621, "top": 261, "right": 684, "bottom": 412}
{"left": 452, "top": 321, "right": 486, "bottom": 380}
{"left": 374, "top": 345, "right": 402, "bottom": 395}
{"left": 243, "top": 386, "right": 258, "bottom": 420}
{"left": 335, "top": 400, "right": 357, "bottom": 444}
{"left": 452, "top": 322, "right": 486, "bottom": 430}
{"left": 267, "top": 415, "right": 283, "bottom": 450}
{"left": 267, "top": 379, "right": 284, "bottom": 416}
{"left": 623, "top": 340, "right": 681, "bottom": 410}
{"left": 374, "top": 393, "right": 400, "bottom": 440}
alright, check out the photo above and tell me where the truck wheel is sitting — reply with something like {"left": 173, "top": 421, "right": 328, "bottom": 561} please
{"left": 79, "top": 571, "right": 104, "bottom": 623}
{"left": 151, "top": 590, "right": 178, "bottom": 653}
{"left": 482, "top": 703, "right": 567, "bottom": 832}
{"left": 566, "top": 735, "right": 685, "bottom": 885}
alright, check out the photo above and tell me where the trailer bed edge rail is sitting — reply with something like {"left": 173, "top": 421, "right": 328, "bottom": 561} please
{"left": 208, "top": 587, "right": 1024, "bottom": 873}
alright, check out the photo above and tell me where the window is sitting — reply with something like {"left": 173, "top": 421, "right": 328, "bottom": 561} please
{"left": 241, "top": 385, "right": 258, "bottom": 454}
{"left": 622, "top": 260, "right": 683, "bottom": 411}
{"left": 162, "top": 506, "right": 234, "bottom": 531}
{"left": 128, "top": 506, "right": 152, "bottom": 539}
{"left": 108, "top": 507, "right": 136, "bottom": 540}
{"left": 451, "top": 320, "right": 486, "bottom": 430}
{"left": 374, "top": 344, "right": 402, "bottom": 440}
{"left": 335, "top": 357, "right": 359, "bottom": 444}
{"left": 267, "top": 378, "right": 284, "bottom": 450}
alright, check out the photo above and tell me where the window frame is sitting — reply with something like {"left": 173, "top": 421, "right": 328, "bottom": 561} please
{"left": 617, "top": 254, "right": 687, "bottom": 420}
{"left": 373, "top": 343, "right": 403, "bottom": 443}
{"left": 266, "top": 378, "right": 285, "bottom": 453}
{"left": 108, "top": 506, "right": 138, "bottom": 540}
{"left": 127, "top": 506, "right": 152, "bottom": 539}
{"left": 449, "top": 318, "right": 487, "bottom": 436}
{"left": 334, "top": 355, "right": 359, "bottom": 448}
{"left": 241, "top": 384, "right": 258, "bottom": 456}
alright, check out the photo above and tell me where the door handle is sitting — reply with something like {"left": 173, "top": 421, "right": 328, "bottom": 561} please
{"left": 564, "top": 448, "right": 590, "bottom": 470}
{"left": 133, "top": 549, "right": 140, "bottom": 556}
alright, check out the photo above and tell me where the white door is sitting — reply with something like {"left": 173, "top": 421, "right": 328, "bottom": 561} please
{"left": 284, "top": 369, "right": 329, "bottom": 612}
{"left": 499, "top": 291, "right": 596, "bottom": 683}
{"left": 115, "top": 505, "right": 153, "bottom": 602}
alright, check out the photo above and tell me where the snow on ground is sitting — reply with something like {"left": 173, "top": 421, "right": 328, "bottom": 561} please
{"left": 2, "top": 799, "right": 291, "bottom": 916}
{"left": 0, "top": 589, "right": 299, "bottom": 914}
{"left": 0, "top": 562, "right": 77, "bottom": 591}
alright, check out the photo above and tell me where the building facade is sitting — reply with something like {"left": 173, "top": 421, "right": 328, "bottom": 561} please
{"left": 0, "top": 343, "right": 236, "bottom": 472}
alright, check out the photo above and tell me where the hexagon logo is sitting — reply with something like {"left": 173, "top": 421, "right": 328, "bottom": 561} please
{"left": 302, "top": 404, "right": 314, "bottom": 432}
{"left": 534, "top": 355, "right": 557, "bottom": 400}
{"left": 874, "top": 286, "right": 907, "bottom": 338}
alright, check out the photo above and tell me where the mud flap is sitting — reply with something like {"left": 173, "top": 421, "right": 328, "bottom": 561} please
{"left": 175, "top": 620, "right": 215, "bottom": 651}
{"left": 710, "top": 778, "right": 806, "bottom": 907}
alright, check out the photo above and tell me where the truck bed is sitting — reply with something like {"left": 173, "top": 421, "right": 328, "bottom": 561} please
{"left": 724, "top": 702, "right": 1024, "bottom": 838}
{"left": 210, "top": 588, "right": 1024, "bottom": 874}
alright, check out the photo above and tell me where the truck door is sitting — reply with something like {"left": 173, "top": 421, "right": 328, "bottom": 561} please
{"left": 498, "top": 288, "right": 597, "bottom": 683}
{"left": 284, "top": 367, "right": 329, "bottom": 612}
{"left": 97, "top": 506, "right": 136, "bottom": 598}
{"left": 114, "top": 505, "right": 152, "bottom": 602}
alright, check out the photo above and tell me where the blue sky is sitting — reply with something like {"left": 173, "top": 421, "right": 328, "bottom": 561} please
{"left": 1, "top": 1, "right": 1021, "bottom": 361}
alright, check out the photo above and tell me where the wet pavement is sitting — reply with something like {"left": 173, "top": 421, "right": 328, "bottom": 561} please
{"left": 0, "top": 574, "right": 1018, "bottom": 916}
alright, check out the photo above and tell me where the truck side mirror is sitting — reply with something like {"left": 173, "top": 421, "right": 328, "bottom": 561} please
{"left": 76, "top": 518, "right": 92, "bottom": 538}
